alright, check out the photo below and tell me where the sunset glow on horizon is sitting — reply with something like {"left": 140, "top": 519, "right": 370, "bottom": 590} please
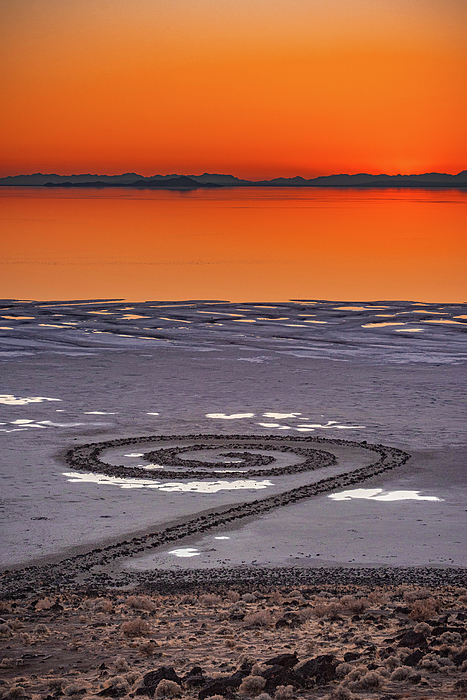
{"left": 1, "top": 0, "right": 467, "bottom": 179}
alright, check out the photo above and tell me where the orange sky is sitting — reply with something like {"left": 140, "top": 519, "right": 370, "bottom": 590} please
{"left": 1, "top": 0, "right": 467, "bottom": 179}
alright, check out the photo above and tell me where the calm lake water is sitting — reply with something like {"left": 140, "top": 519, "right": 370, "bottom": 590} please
{"left": 1, "top": 187, "right": 466, "bottom": 301}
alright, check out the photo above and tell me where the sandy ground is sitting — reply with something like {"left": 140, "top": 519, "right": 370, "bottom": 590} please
{"left": 2, "top": 584, "right": 467, "bottom": 700}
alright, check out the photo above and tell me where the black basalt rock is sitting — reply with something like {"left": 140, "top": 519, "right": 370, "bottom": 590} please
{"left": 136, "top": 667, "right": 182, "bottom": 697}
{"left": 397, "top": 631, "right": 427, "bottom": 649}
{"left": 265, "top": 652, "right": 298, "bottom": 668}
{"left": 262, "top": 665, "right": 298, "bottom": 692}
{"left": 404, "top": 649, "right": 425, "bottom": 666}
{"left": 275, "top": 612, "right": 302, "bottom": 629}
{"left": 452, "top": 648, "right": 467, "bottom": 667}
{"left": 295, "top": 655, "right": 337, "bottom": 685}
{"left": 198, "top": 668, "right": 250, "bottom": 700}
{"left": 184, "top": 667, "right": 208, "bottom": 688}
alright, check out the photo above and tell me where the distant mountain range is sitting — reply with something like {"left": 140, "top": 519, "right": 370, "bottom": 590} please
{"left": 1, "top": 171, "right": 466, "bottom": 189}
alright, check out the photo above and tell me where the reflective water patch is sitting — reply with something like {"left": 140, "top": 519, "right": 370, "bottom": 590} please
{"left": 64, "top": 472, "right": 274, "bottom": 492}
{"left": 206, "top": 412, "right": 255, "bottom": 419}
{"left": 169, "top": 548, "right": 200, "bottom": 557}
{"left": 329, "top": 488, "right": 443, "bottom": 502}
{"left": 0, "top": 394, "right": 61, "bottom": 405}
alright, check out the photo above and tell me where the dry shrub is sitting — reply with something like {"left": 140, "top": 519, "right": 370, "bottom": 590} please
{"left": 0, "top": 601, "right": 11, "bottom": 613}
{"left": 140, "top": 641, "right": 159, "bottom": 656}
{"left": 9, "top": 620, "right": 24, "bottom": 630}
{"left": 114, "top": 656, "right": 130, "bottom": 672}
{"left": 0, "top": 623, "right": 13, "bottom": 637}
{"left": 348, "top": 671, "right": 384, "bottom": 691}
{"left": 5, "top": 686, "right": 27, "bottom": 699}
{"left": 269, "top": 591, "right": 283, "bottom": 605}
{"left": 125, "top": 672, "right": 140, "bottom": 686}
{"left": 227, "top": 591, "right": 240, "bottom": 603}
{"left": 180, "top": 594, "right": 194, "bottom": 605}
{"left": 35, "top": 598, "right": 53, "bottom": 611}
{"left": 33, "top": 623, "right": 49, "bottom": 634}
{"left": 243, "top": 610, "right": 271, "bottom": 628}
{"left": 339, "top": 596, "right": 369, "bottom": 614}
{"left": 298, "top": 607, "right": 313, "bottom": 621}
{"left": 20, "top": 633, "right": 30, "bottom": 645}
{"left": 395, "top": 584, "right": 410, "bottom": 596}
{"left": 256, "top": 694, "right": 272, "bottom": 700}
{"left": 239, "top": 676, "right": 266, "bottom": 697}
{"left": 344, "top": 667, "right": 366, "bottom": 684}
{"left": 409, "top": 597, "right": 439, "bottom": 621}
{"left": 314, "top": 601, "right": 341, "bottom": 620}
{"left": 154, "top": 680, "right": 181, "bottom": 697}
{"left": 238, "top": 654, "right": 256, "bottom": 667}
{"left": 274, "top": 685, "right": 294, "bottom": 700}
{"left": 367, "top": 590, "right": 387, "bottom": 606}
{"left": 0, "top": 658, "right": 16, "bottom": 669}
{"left": 459, "top": 594, "right": 467, "bottom": 605}
{"left": 414, "top": 622, "right": 432, "bottom": 634}
{"left": 403, "top": 588, "right": 432, "bottom": 604}
{"left": 126, "top": 595, "right": 157, "bottom": 612}
{"left": 200, "top": 594, "right": 222, "bottom": 607}
{"left": 420, "top": 656, "right": 440, "bottom": 672}
{"left": 64, "top": 683, "right": 90, "bottom": 696}
{"left": 383, "top": 655, "right": 400, "bottom": 671}
{"left": 288, "top": 589, "right": 303, "bottom": 598}
{"left": 335, "top": 663, "right": 352, "bottom": 679}
{"left": 328, "top": 686, "right": 357, "bottom": 700}
{"left": 120, "top": 617, "right": 151, "bottom": 637}
{"left": 390, "top": 666, "right": 412, "bottom": 681}
{"left": 440, "top": 631, "right": 462, "bottom": 646}
{"left": 92, "top": 598, "right": 113, "bottom": 613}
{"left": 242, "top": 593, "right": 256, "bottom": 603}
{"left": 100, "top": 677, "right": 128, "bottom": 695}
{"left": 48, "top": 679, "right": 66, "bottom": 691}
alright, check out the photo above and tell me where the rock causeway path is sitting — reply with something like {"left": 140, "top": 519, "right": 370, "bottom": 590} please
{"left": 0, "top": 434, "right": 427, "bottom": 598}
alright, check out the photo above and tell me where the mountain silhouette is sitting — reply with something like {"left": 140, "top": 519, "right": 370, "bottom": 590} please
{"left": 130, "top": 176, "right": 221, "bottom": 189}
{"left": 1, "top": 171, "right": 466, "bottom": 189}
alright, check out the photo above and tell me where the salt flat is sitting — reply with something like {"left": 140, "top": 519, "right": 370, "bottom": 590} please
{"left": 0, "top": 298, "right": 466, "bottom": 576}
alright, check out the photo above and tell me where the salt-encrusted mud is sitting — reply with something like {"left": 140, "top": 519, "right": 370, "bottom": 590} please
{"left": 1, "top": 298, "right": 466, "bottom": 570}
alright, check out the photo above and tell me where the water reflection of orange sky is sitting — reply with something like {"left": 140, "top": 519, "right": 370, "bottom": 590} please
{"left": 1, "top": 188, "right": 466, "bottom": 302}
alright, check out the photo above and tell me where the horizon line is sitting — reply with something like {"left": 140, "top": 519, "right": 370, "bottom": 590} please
{"left": 1, "top": 169, "right": 467, "bottom": 180}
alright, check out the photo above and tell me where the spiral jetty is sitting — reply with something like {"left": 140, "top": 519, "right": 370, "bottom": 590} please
{"left": 1, "top": 434, "right": 432, "bottom": 598}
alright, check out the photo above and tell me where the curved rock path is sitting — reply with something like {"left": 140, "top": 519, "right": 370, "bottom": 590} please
{"left": 1, "top": 435, "right": 412, "bottom": 598}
